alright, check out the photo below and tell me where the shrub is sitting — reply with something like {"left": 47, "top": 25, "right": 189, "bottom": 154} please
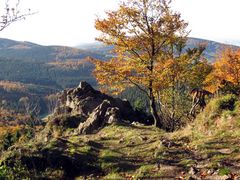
{"left": 0, "top": 161, "right": 31, "bottom": 179}
{"left": 218, "top": 167, "right": 231, "bottom": 176}
{"left": 201, "top": 94, "right": 238, "bottom": 121}
{"left": 217, "top": 94, "right": 237, "bottom": 111}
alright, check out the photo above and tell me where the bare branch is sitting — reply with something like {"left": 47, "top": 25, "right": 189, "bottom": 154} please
{"left": 0, "top": 0, "right": 35, "bottom": 31}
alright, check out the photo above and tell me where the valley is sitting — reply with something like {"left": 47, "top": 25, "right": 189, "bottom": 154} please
{"left": 0, "top": 37, "right": 238, "bottom": 116}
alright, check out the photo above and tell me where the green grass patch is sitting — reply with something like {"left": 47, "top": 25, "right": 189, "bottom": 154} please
{"left": 135, "top": 164, "right": 161, "bottom": 178}
{"left": 218, "top": 167, "right": 231, "bottom": 176}
{"left": 103, "top": 172, "right": 124, "bottom": 179}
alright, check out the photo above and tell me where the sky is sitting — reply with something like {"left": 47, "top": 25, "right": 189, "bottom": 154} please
{"left": 0, "top": 0, "right": 240, "bottom": 47}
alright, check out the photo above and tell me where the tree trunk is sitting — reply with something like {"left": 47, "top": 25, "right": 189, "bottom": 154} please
{"left": 149, "top": 87, "right": 162, "bottom": 127}
{"left": 171, "top": 84, "right": 176, "bottom": 120}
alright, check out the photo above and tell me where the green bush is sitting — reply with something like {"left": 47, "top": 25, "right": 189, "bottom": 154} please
{"left": 134, "top": 98, "right": 145, "bottom": 112}
{"left": 0, "top": 161, "right": 31, "bottom": 179}
{"left": 1, "top": 130, "right": 21, "bottom": 151}
{"left": 2, "top": 132, "right": 14, "bottom": 150}
{"left": 217, "top": 94, "right": 237, "bottom": 111}
{"left": 0, "top": 127, "right": 35, "bottom": 151}
{"left": 203, "top": 94, "right": 238, "bottom": 120}
{"left": 218, "top": 167, "right": 231, "bottom": 176}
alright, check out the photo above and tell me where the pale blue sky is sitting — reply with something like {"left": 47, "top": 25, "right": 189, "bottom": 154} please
{"left": 0, "top": 0, "right": 239, "bottom": 46}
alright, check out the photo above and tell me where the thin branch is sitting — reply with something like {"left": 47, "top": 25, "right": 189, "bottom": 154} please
{"left": 0, "top": 0, "right": 37, "bottom": 31}
{"left": 125, "top": 76, "right": 150, "bottom": 98}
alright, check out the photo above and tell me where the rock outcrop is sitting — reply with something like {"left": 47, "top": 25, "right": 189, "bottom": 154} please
{"left": 49, "top": 81, "right": 144, "bottom": 135}
{"left": 78, "top": 100, "right": 121, "bottom": 134}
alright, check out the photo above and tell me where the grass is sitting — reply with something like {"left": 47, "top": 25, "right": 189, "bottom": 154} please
{"left": 218, "top": 167, "right": 231, "bottom": 175}
{"left": 102, "top": 172, "right": 124, "bottom": 179}
{"left": 135, "top": 164, "right": 161, "bottom": 178}
{"left": 169, "top": 95, "right": 240, "bottom": 176}
{"left": 68, "top": 124, "right": 171, "bottom": 179}
{"left": 2, "top": 95, "right": 240, "bottom": 179}
{"left": 3, "top": 117, "right": 240, "bottom": 179}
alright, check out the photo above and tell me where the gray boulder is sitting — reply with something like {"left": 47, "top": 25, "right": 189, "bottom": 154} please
{"left": 49, "top": 81, "right": 141, "bottom": 135}
{"left": 58, "top": 81, "right": 137, "bottom": 121}
{"left": 78, "top": 100, "right": 121, "bottom": 134}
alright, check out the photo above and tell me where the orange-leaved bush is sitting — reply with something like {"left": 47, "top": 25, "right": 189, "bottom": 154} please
{"left": 205, "top": 48, "right": 240, "bottom": 94}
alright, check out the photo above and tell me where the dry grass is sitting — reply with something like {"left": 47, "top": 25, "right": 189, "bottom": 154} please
{"left": 169, "top": 95, "right": 240, "bottom": 176}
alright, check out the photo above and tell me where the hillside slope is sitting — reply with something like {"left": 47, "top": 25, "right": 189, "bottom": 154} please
{"left": 0, "top": 38, "right": 103, "bottom": 89}
{"left": 0, "top": 37, "right": 238, "bottom": 88}
{"left": 0, "top": 38, "right": 101, "bottom": 114}
{"left": 1, "top": 85, "right": 240, "bottom": 179}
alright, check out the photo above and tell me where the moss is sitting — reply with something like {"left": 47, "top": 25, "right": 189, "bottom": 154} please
{"left": 45, "top": 139, "right": 59, "bottom": 149}
{"left": 79, "top": 145, "right": 92, "bottom": 154}
{"left": 69, "top": 148, "right": 76, "bottom": 155}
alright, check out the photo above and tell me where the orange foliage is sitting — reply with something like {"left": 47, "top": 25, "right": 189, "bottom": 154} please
{"left": 93, "top": 0, "right": 189, "bottom": 95}
{"left": 92, "top": 0, "right": 209, "bottom": 126}
{"left": 205, "top": 48, "right": 240, "bottom": 93}
{"left": 0, "top": 125, "right": 21, "bottom": 139}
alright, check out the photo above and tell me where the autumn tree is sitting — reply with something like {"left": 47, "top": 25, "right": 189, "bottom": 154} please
{"left": 93, "top": 0, "right": 207, "bottom": 129}
{"left": 0, "top": 0, "right": 33, "bottom": 31}
{"left": 154, "top": 44, "right": 211, "bottom": 125}
{"left": 205, "top": 48, "right": 240, "bottom": 95}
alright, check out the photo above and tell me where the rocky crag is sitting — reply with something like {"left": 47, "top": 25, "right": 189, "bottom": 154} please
{"left": 45, "top": 81, "right": 148, "bottom": 136}
{"left": 1, "top": 82, "right": 150, "bottom": 178}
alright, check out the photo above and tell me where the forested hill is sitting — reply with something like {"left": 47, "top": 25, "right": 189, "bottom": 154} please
{"left": 0, "top": 38, "right": 112, "bottom": 90}
{"left": 0, "top": 38, "right": 106, "bottom": 62}
{"left": 0, "top": 38, "right": 103, "bottom": 113}
{"left": 0, "top": 37, "right": 238, "bottom": 90}
{"left": 0, "top": 37, "right": 237, "bottom": 67}
{"left": 77, "top": 37, "right": 239, "bottom": 61}
{"left": 0, "top": 37, "right": 239, "bottom": 115}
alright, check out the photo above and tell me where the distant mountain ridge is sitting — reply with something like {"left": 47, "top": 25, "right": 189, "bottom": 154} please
{"left": 0, "top": 38, "right": 39, "bottom": 49}
{"left": 77, "top": 37, "right": 240, "bottom": 61}
{"left": 0, "top": 37, "right": 238, "bottom": 63}
{"left": 0, "top": 38, "right": 100, "bottom": 101}
{"left": 0, "top": 38, "right": 107, "bottom": 62}
{"left": 187, "top": 37, "right": 239, "bottom": 60}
